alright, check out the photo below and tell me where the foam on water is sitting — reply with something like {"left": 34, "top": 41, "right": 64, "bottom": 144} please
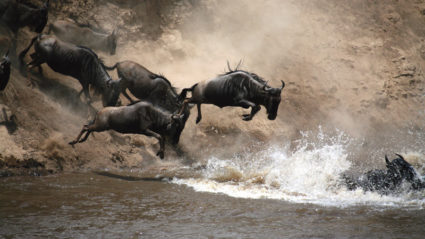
{"left": 173, "top": 129, "right": 425, "bottom": 209}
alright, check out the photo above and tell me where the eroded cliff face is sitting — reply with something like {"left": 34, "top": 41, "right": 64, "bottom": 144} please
{"left": 1, "top": 0, "right": 424, "bottom": 176}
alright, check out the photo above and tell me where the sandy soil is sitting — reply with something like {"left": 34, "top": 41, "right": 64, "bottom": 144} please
{"left": 1, "top": 0, "right": 424, "bottom": 176}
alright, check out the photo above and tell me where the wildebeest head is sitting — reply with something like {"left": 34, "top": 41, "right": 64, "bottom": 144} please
{"left": 166, "top": 113, "right": 186, "bottom": 144}
{"left": 107, "top": 29, "right": 118, "bottom": 55}
{"left": 262, "top": 80, "right": 285, "bottom": 120}
{"left": 102, "top": 79, "right": 121, "bottom": 106}
{"left": 385, "top": 154, "right": 420, "bottom": 185}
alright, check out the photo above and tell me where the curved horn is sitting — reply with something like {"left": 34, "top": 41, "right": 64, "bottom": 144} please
{"left": 395, "top": 153, "right": 404, "bottom": 160}
{"left": 280, "top": 80, "right": 285, "bottom": 90}
{"left": 5, "top": 49, "right": 9, "bottom": 57}
{"left": 385, "top": 155, "right": 390, "bottom": 164}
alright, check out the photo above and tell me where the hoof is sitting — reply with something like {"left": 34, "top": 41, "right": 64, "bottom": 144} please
{"left": 156, "top": 151, "right": 164, "bottom": 159}
{"left": 242, "top": 115, "right": 252, "bottom": 121}
{"left": 196, "top": 117, "right": 202, "bottom": 124}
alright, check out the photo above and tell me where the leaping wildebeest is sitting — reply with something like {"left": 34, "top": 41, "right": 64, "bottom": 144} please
{"left": 0, "top": 0, "right": 49, "bottom": 34}
{"left": 104, "top": 60, "right": 191, "bottom": 144}
{"left": 19, "top": 34, "right": 121, "bottom": 107}
{"left": 49, "top": 19, "right": 118, "bottom": 55}
{"left": 0, "top": 50, "right": 11, "bottom": 91}
{"left": 69, "top": 101, "right": 185, "bottom": 159}
{"left": 179, "top": 66, "right": 285, "bottom": 123}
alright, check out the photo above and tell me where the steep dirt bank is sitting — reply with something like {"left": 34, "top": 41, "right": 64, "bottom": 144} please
{"left": 1, "top": 0, "right": 424, "bottom": 176}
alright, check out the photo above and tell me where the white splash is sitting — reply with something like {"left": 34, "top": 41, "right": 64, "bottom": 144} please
{"left": 173, "top": 129, "right": 425, "bottom": 209}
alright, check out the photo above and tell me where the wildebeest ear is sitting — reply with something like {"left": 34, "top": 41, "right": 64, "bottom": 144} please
{"left": 280, "top": 80, "right": 285, "bottom": 90}
{"left": 4, "top": 49, "right": 9, "bottom": 58}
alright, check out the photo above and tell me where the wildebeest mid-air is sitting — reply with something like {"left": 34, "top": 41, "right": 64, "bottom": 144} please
{"left": 0, "top": 49, "right": 11, "bottom": 91}
{"left": 19, "top": 34, "right": 121, "bottom": 108}
{"left": 48, "top": 19, "right": 118, "bottom": 55}
{"left": 69, "top": 101, "right": 186, "bottom": 159}
{"left": 179, "top": 65, "right": 285, "bottom": 123}
{"left": 343, "top": 154, "right": 425, "bottom": 194}
{"left": 104, "top": 60, "right": 191, "bottom": 144}
{"left": 0, "top": 0, "right": 49, "bottom": 34}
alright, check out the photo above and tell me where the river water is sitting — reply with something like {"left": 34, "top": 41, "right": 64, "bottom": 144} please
{"left": 1, "top": 131, "right": 425, "bottom": 238}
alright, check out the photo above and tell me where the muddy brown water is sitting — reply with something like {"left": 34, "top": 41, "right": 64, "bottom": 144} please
{"left": 1, "top": 172, "right": 424, "bottom": 239}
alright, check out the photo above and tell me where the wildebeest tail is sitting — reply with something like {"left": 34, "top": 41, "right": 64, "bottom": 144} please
{"left": 19, "top": 35, "right": 38, "bottom": 65}
{"left": 178, "top": 83, "right": 198, "bottom": 102}
{"left": 103, "top": 62, "right": 118, "bottom": 71}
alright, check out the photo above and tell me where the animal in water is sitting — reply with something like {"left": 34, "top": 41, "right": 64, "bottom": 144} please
{"left": 0, "top": 0, "right": 49, "bottom": 34}
{"left": 344, "top": 154, "right": 425, "bottom": 194}
{"left": 104, "top": 60, "right": 190, "bottom": 144}
{"left": 19, "top": 34, "right": 120, "bottom": 107}
{"left": 49, "top": 19, "right": 118, "bottom": 55}
{"left": 69, "top": 101, "right": 185, "bottom": 159}
{"left": 0, "top": 50, "right": 11, "bottom": 91}
{"left": 178, "top": 65, "right": 285, "bottom": 123}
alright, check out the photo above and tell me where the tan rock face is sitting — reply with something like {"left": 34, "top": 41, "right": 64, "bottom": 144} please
{"left": 2, "top": 0, "right": 425, "bottom": 175}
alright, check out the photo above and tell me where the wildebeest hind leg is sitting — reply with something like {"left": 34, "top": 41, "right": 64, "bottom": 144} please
{"left": 78, "top": 130, "right": 92, "bottom": 143}
{"left": 69, "top": 127, "right": 89, "bottom": 146}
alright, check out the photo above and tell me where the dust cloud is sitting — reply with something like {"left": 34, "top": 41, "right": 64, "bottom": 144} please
{"left": 108, "top": 0, "right": 425, "bottom": 164}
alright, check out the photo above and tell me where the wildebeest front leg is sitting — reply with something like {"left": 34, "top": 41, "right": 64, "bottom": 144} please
{"left": 143, "top": 129, "right": 165, "bottom": 159}
{"left": 196, "top": 103, "right": 202, "bottom": 124}
{"left": 26, "top": 58, "right": 45, "bottom": 87}
{"left": 81, "top": 85, "right": 92, "bottom": 104}
{"left": 237, "top": 99, "right": 260, "bottom": 121}
{"left": 122, "top": 89, "right": 136, "bottom": 103}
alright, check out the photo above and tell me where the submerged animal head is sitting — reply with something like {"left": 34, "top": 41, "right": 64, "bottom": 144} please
{"left": 385, "top": 154, "right": 421, "bottom": 185}
{"left": 262, "top": 80, "right": 285, "bottom": 120}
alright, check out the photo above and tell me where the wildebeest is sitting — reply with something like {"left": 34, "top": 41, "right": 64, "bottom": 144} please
{"left": 69, "top": 101, "right": 185, "bottom": 159}
{"left": 49, "top": 19, "right": 117, "bottom": 55}
{"left": 344, "top": 154, "right": 425, "bottom": 194}
{"left": 179, "top": 67, "right": 285, "bottom": 123}
{"left": 0, "top": 50, "right": 11, "bottom": 91}
{"left": 104, "top": 60, "right": 190, "bottom": 144}
{"left": 19, "top": 34, "right": 120, "bottom": 107}
{"left": 0, "top": 0, "right": 49, "bottom": 34}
